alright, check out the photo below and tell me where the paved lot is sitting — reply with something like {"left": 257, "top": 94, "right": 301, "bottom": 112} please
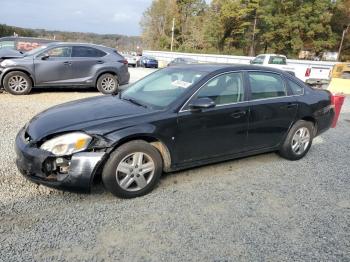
{"left": 0, "top": 68, "right": 349, "bottom": 261}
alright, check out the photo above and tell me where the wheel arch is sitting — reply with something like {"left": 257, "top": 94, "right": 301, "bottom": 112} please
{"left": 300, "top": 116, "right": 317, "bottom": 135}
{"left": 1, "top": 69, "right": 35, "bottom": 87}
{"left": 95, "top": 70, "right": 119, "bottom": 86}
{"left": 110, "top": 135, "right": 172, "bottom": 173}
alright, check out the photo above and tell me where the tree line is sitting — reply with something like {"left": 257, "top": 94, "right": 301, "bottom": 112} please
{"left": 141, "top": 0, "right": 350, "bottom": 60}
{"left": 0, "top": 24, "right": 142, "bottom": 51}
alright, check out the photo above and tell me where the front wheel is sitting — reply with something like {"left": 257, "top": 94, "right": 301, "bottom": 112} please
{"left": 3, "top": 71, "right": 32, "bottom": 95}
{"left": 279, "top": 120, "right": 314, "bottom": 161}
{"left": 102, "top": 140, "right": 163, "bottom": 198}
{"left": 96, "top": 73, "right": 119, "bottom": 94}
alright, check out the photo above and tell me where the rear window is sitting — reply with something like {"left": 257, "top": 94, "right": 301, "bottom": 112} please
{"left": 72, "top": 46, "right": 106, "bottom": 57}
{"left": 268, "top": 56, "right": 287, "bottom": 65}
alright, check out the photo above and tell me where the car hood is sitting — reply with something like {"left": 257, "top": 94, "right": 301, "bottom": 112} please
{"left": 0, "top": 48, "right": 24, "bottom": 59}
{"left": 26, "top": 95, "right": 149, "bottom": 141}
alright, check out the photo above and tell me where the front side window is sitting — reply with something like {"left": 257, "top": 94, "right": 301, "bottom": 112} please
{"left": 194, "top": 72, "right": 244, "bottom": 105}
{"left": 46, "top": 47, "right": 72, "bottom": 58}
{"left": 251, "top": 55, "right": 265, "bottom": 65}
{"left": 121, "top": 68, "right": 205, "bottom": 109}
{"left": 248, "top": 72, "right": 286, "bottom": 100}
{"left": 72, "top": 46, "right": 106, "bottom": 57}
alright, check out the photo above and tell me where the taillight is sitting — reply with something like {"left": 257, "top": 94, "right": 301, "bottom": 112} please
{"left": 119, "top": 59, "right": 128, "bottom": 65}
{"left": 305, "top": 68, "right": 311, "bottom": 77}
{"left": 330, "top": 93, "right": 335, "bottom": 108}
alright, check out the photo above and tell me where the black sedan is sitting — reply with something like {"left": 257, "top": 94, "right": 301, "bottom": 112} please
{"left": 15, "top": 65, "right": 334, "bottom": 198}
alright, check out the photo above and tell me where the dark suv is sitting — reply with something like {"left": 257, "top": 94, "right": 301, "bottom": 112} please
{"left": 0, "top": 42, "right": 130, "bottom": 95}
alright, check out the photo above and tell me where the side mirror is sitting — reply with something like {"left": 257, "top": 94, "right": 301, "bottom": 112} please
{"left": 41, "top": 54, "right": 50, "bottom": 60}
{"left": 188, "top": 97, "right": 216, "bottom": 112}
{"left": 249, "top": 59, "right": 253, "bottom": 64}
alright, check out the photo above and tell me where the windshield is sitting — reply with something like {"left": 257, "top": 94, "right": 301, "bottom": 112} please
{"left": 121, "top": 68, "right": 205, "bottom": 109}
{"left": 24, "top": 45, "right": 48, "bottom": 56}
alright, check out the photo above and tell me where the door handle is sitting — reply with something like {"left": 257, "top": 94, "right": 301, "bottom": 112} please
{"left": 63, "top": 61, "right": 72, "bottom": 65}
{"left": 231, "top": 110, "right": 246, "bottom": 118}
{"left": 280, "top": 103, "right": 297, "bottom": 109}
{"left": 97, "top": 61, "right": 104, "bottom": 64}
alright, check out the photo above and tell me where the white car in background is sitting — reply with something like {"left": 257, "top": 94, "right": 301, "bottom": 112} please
{"left": 250, "top": 54, "right": 295, "bottom": 75}
{"left": 124, "top": 54, "right": 137, "bottom": 67}
{"left": 251, "top": 54, "right": 332, "bottom": 88}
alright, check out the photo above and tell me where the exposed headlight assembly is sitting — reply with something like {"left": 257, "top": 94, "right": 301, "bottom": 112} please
{"left": 0, "top": 59, "right": 16, "bottom": 67}
{"left": 40, "top": 132, "right": 92, "bottom": 156}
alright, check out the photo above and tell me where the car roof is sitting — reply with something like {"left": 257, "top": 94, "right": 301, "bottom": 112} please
{"left": 44, "top": 42, "right": 113, "bottom": 50}
{"left": 168, "top": 63, "right": 288, "bottom": 74}
{"left": 0, "top": 36, "right": 57, "bottom": 42}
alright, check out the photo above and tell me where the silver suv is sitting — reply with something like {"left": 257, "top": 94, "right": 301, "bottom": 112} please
{"left": 0, "top": 42, "right": 130, "bottom": 95}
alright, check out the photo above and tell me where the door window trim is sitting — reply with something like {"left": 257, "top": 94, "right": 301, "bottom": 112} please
{"left": 245, "top": 70, "right": 305, "bottom": 101}
{"left": 36, "top": 46, "right": 72, "bottom": 59}
{"left": 179, "top": 69, "right": 306, "bottom": 113}
{"left": 247, "top": 71, "right": 288, "bottom": 101}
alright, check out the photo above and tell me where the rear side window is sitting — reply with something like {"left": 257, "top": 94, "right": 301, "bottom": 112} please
{"left": 248, "top": 72, "right": 286, "bottom": 100}
{"left": 268, "top": 56, "right": 287, "bottom": 65}
{"left": 287, "top": 79, "right": 304, "bottom": 95}
{"left": 72, "top": 46, "right": 106, "bottom": 57}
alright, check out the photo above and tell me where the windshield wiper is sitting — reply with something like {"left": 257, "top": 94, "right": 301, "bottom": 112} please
{"left": 122, "top": 97, "right": 148, "bottom": 108}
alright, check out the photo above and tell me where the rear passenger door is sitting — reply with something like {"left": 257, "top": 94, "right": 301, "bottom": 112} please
{"left": 70, "top": 46, "right": 107, "bottom": 83}
{"left": 246, "top": 71, "right": 298, "bottom": 150}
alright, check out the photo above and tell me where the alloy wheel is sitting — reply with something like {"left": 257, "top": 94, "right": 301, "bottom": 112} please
{"left": 291, "top": 127, "right": 311, "bottom": 155}
{"left": 100, "top": 76, "right": 117, "bottom": 92}
{"left": 8, "top": 75, "right": 29, "bottom": 92}
{"left": 116, "top": 152, "right": 155, "bottom": 192}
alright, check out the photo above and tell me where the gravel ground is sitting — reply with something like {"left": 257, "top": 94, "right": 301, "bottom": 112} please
{"left": 0, "top": 69, "right": 349, "bottom": 261}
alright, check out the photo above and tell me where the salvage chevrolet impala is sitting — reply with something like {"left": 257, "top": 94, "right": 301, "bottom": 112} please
{"left": 15, "top": 65, "right": 335, "bottom": 198}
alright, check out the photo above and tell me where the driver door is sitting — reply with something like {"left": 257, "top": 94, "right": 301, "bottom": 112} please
{"left": 175, "top": 72, "right": 249, "bottom": 164}
{"left": 34, "top": 46, "right": 72, "bottom": 85}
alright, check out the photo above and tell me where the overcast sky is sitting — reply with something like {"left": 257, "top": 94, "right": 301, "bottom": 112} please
{"left": 0, "top": 0, "right": 153, "bottom": 36}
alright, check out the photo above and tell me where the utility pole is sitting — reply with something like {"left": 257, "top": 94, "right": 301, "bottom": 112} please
{"left": 338, "top": 24, "right": 349, "bottom": 61}
{"left": 249, "top": 11, "right": 257, "bottom": 57}
{"left": 171, "top": 18, "right": 175, "bottom": 52}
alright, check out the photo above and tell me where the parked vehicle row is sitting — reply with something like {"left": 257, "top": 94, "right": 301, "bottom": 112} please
{"left": 0, "top": 42, "right": 130, "bottom": 95}
{"left": 15, "top": 64, "right": 335, "bottom": 198}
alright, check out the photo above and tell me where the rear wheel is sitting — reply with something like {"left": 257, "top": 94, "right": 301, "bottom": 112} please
{"left": 279, "top": 120, "right": 314, "bottom": 160}
{"left": 96, "top": 73, "right": 119, "bottom": 94}
{"left": 3, "top": 71, "right": 32, "bottom": 95}
{"left": 102, "top": 140, "right": 163, "bottom": 198}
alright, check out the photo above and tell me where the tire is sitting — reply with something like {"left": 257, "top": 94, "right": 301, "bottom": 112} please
{"left": 278, "top": 120, "right": 315, "bottom": 161}
{"left": 102, "top": 140, "right": 163, "bottom": 198}
{"left": 96, "top": 73, "right": 119, "bottom": 95}
{"left": 3, "top": 71, "right": 32, "bottom": 95}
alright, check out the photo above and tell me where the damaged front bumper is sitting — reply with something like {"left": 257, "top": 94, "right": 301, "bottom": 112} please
{"left": 15, "top": 129, "right": 106, "bottom": 193}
